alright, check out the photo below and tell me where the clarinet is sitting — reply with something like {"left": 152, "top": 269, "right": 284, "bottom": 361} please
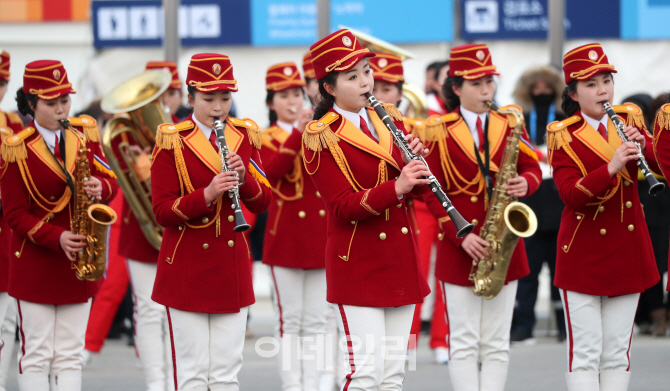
{"left": 365, "top": 93, "right": 474, "bottom": 238}
{"left": 214, "top": 118, "right": 251, "bottom": 232}
{"left": 602, "top": 103, "right": 665, "bottom": 196}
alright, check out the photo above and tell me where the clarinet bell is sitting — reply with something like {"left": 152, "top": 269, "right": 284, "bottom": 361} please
{"left": 449, "top": 209, "right": 475, "bottom": 238}
{"left": 648, "top": 176, "right": 665, "bottom": 196}
{"left": 233, "top": 209, "right": 251, "bottom": 232}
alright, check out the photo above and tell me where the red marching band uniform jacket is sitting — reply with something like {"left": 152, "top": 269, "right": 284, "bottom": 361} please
{"left": 652, "top": 103, "right": 670, "bottom": 291}
{"left": 259, "top": 124, "right": 327, "bottom": 269}
{"left": 150, "top": 115, "right": 272, "bottom": 314}
{"left": 0, "top": 111, "right": 24, "bottom": 293}
{"left": 422, "top": 106, "right": 542, "bottom": 286}
{"left": 548, "top": 104, "right": 660, "bottom": 296}
{"left": 302, "top": 105, "right": 430, "bottom": 308}
{"left": 0, "top": 116, "right": 118, "bottom": 305}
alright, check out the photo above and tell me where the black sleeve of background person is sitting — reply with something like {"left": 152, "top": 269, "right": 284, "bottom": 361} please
{"left": 250, "top": 211, "right": 268, "bottom": 261}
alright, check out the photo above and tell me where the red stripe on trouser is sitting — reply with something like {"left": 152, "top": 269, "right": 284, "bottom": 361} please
{"left": 626, "top": 296, "right": 640, "bottom": 371}
{"left": 440, "top": 281, "right": 450, "bottom": 359}
{"left": 562, "top": 290, "right": 574, "bottom": 372}
{"left": 17, "top": 300, "right": 26, "bottom": 374}
{"left": 337, "top": 304, "right": 356, "bottom": 391}
{"left": 166, "top": 307, "right": 178, "bottom": 390}
{"left": 270, "top": 266, "right": 284, "bottom": 337}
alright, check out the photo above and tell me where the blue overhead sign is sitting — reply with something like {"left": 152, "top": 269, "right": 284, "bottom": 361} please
{"left": 250, "top": 0, "right": 454, "bottom": 46}
{"left": 461, "top": 0, "right": 620, "bottom": 40}
{"left": 91, "top": 0, "right": 250, "bottom": 48}
{"left": 621, "top": 0, "right": 670, "bottom": 39}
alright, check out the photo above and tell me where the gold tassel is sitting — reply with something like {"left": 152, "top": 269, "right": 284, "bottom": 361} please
{"left": 655, "top": 106, "right": 670, "bottom": 131}
{"left": 1, "top": 140, "right": 28, "bottom": 163}
{"left": 246, "top": 126, "right": 262, "bottom": 149}
{"left": 83, "top": 124, "right": 100, "bottom": 142}
{"left": 156, "top": 129, "right": 183, "bottom": 150}
{"left": 381, "top": 103, "right": 403, "bottom": 122}
{"left": 626, "top": 112, "right": 646, "bottom": 131}
{"left": 302, "top": 125, "right": 339, "bottom": 152}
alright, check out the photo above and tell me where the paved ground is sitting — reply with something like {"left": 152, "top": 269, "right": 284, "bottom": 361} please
{"left": 3, "top": 296, "right": 669, "bottom": 391}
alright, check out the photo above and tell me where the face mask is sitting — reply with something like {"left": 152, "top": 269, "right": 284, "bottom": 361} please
{"left": 532, "top": 93, "right": 555, "bottom": 106}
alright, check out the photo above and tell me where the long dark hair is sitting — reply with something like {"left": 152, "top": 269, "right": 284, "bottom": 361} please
{"left": 313, "top": 72, "right": 338, "bottom": 120}
{"left": 443, "top": 76, "right": 464, "bottom": 112}
{"left": 16, "top": 88, "right": 39, "bottom": 117}
{"left": 560, "top": 80, "right": 579, "bottom": 116}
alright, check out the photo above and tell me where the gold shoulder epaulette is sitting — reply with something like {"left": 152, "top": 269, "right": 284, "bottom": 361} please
{"left": 655, "top": 103, "right": 670, "bottom": 132}
{"left": 7, "top": 112, "right": 22, "bottom": 125}
{"left": 68, "top": 115, "right": 100, "bottom": 142}
{"left": 1, "top": 127, "right": 34, "bottom": 162}
{"left": 403, "top": 117, "right": 427, "bottom": 140}
{"left": 228, "top": 117, "right": 261, "bottom": 149}
{"left": 379, "top": 103, "right": 403, "bottom": 122}
{"left": 303, "top": 112, "right": 340, "bottom": 152}
{"left": 155, "top": 121, "right": 194, "bottom": 150}
{"left": 0, "top": 127, "right": 13, "bottom": 139}
{"left": 424, "top": 113, "right": 460, "bottom": 142}
{"left": 260, "top": 126, "right": 280, "bottom": 151}
{"left": 546, "top": 115, "right": 580, "bottom": 152}
{"left": 614, "top": 102, "right": 645, "bottom": 130}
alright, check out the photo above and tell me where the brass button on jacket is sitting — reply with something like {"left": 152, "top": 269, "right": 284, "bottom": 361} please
{"left": 401, "top": 227, "right": 408, "bottom": 234}
{"left": 471, "top": 196, "right": 478, "bottom": 203}
{"left": 202, "top": 244, "right": 209, "bottom": 250}
{"left": 379, "top": 233, "right": 387, "bottom": 240}
{"left": 202, "top": 217, "right": 209, "bottom": 224}
{"left": 228, "top": 240, "right": 234, "bottom": 247}
{"left": 228, "top": 215, "right": 234, "bottom": 222}
{"left": 600, "top": 229, "right": 607, "bottom": 235}
{"left": 298, "top": 211, "right": 306, "bottom": 218}
{"left": 628, "top": 224, "right": 634, "bottom": 231}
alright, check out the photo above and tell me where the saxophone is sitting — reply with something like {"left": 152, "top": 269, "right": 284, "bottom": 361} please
{"left": 62, "top": 120, "right": 118, "bottom": 281}
{"left": 468, "top": 102, "right": 538, "bottom": 299}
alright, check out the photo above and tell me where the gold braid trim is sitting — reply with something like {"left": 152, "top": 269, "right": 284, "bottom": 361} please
{"left": 360, "top": 189, "right": 380, "bottom": 215}
{"left": 575, "top": 178, "right": 594, "bottom": 198}
{"left": 274, "top": 156, "right": 304, "bottom": 201}
{"left": 437, "top": 134, "right": 484, "bottom": 197}
{"left": 1, "top": 140, "right": 27, "bottom": 163}
{"left": 171, "top": 198, "right": 190, "bottom": 220}
{"left": 27, "top": 221, "right": 44, "bottom": 243}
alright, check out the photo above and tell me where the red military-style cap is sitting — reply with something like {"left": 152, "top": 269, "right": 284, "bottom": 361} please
{"left": 186, "top": 53, "right": 238, "bottom": 93}
{"left": 562, "top": 43, "right": 617, "bottom": 84}
{"left": 266, "top": 62, "right": 306, "bottom": 92}
{"left": 302, "top": 51, "right": 315, "bottom": 79}
{"left": 309, "top": 29, "right": 375, "bottom": 80}
{"left": 145, "top": 61, "right": 182, "bottom": 90}
{"left": 369, "top": 53, "right": 404, "bottom": 83}
{"left": 448, "top": 44, "right": 499, "bottom": 80}
{"left": 23, "top": 60, "right": 76, "bottom": 100}
{"left": 0, "top": 51, "right": 10, "bottom": 82}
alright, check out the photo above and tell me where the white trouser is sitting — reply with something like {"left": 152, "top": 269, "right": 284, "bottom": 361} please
{"left": 320, "top": 305, "right": 343, "bottom": 391}
{"left": 270, "top": 266, "right": 329, "bottom": 391}
{"left": 166, "top": 306, "right": 248, "bottom": 391}
{"left": 560, "top": 290, "right": 638, "bottom": 391}
{"left": 16, "top": 299, "right": 91, "bottom": 391}
{"left": 0, "top": 293, "right": 17, "bottom": 390}
{"left": 441, "top": 281, "right": 517, "bottom": 391}
{"left": 127, "top": 259, "right": 168, "bottom": 391}
{"left": 333, "top": 304, "right": 415, "bottom": 391}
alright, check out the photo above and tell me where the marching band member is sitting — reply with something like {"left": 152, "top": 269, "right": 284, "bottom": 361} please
{"left": 652, "top": 102, "right": 670, "bottom": 293}
{"left": 150, "top": 53, "right": 272, "bottom": 390}
{"left": 302, "top": 29, "right": 430, "bottom": 390}
{"left": 145, "top": 61, "right": 184, "bottom": 123}
{"left": 259, "top": 62, "right": 328, "bottom": 391}
{"left": 422, "top": 44, "right": 541, "bottom": 391}
{"left": 302, "top": 52, "right": 319, "bottom": 107}
{"left": 0, "top": 49, "right": 23, "bottom": 391}
{"left": 1, "top": 60, "right": 118, "bottom": 391}
{"left": 548, "top": 43, "right": 660, "bottom": 391}
{"left": 369, "top": 52, "right": 449, "bottom": 364}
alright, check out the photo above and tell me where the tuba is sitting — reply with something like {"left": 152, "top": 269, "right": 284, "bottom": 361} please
{"left": 62, "top": 119, "right": 118, "bottom": 281}
{"left": 468, "top": 102, "right": 538, "bottom": 299}
{"left": 101, "top": 69, "right": 173, "bottom": 250}
{"left": 345, "top": 26, "right": 429, "bottom": 118}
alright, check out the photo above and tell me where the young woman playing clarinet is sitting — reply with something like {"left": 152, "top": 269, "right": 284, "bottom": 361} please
{"left": 302, "top": 29, "right": 431, "bottom": 390}
{"left": 548, "top": 43, "right": 661, "bottom": 391}
{"left": 259, "top": 62, "right": 328, "bottom": 390}
{"left": 422, "top": 44, "right": 542, "bottom": 391}
{"left": 1, "top": 60, "right": 118, "bottom": 391}
{"left": 653, "top": 101, "right": 670, "bottom": 295}
{"left": 150, "top": 53, "right": 272, "bottom": 391}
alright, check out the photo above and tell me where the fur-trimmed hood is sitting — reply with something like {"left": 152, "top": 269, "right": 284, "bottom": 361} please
{"left": 513, "top": 65, "right": 565, "bottom": 114}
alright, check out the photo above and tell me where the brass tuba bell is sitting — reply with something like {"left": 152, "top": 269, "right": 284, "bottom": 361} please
{"left": 344, "top": 26, "right": 429, "bottom": 118}
{"left": 100, "top": 69, "right": 173, "bottom": 250}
